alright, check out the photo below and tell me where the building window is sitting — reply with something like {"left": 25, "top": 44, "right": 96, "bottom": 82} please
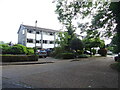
{"left": 28, "top": 30, "right": 33, "bottom": 33}
{"left": 36, "top": 31, "right": 40, "bottom": 34}
{"left": 50, "top": 41, "right": 54, "bottom": 44}
{"left": 36, "top": 40, "right": 39, "bottom": 43}
{"left": 27, "top": 39, "right": 33, "bottom": 43}
{"left": 49, "top": 32, "right": 54, "bottom": 36}
{"left": 43, "top": 40, "right": 47, "bottom": 44}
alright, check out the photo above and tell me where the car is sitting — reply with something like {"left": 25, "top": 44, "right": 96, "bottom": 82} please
{"left": 84, "top": 51, "right": 92, "bottom": 55}
{"left": 114, "top": 53, "right": 120, "bottom": 62}
{"left": 36, "top": 49, "right": 47, "bottom": 58}
{"left": 107, "top": 51, "right": 113, "bottom": 55}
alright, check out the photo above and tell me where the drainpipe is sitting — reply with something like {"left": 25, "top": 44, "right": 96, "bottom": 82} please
{"left": 41, "top": 31, "right": 43, "bottom": 49}
{"left": 34, "top": 20, "right": 37, "bottom": 55}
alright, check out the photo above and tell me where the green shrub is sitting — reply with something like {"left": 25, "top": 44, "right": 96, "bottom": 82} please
{"left": 77, "top": 54, "right": 88, "bottom": 58}
{"left": 50, "top": 47, "right": 65, "bottom": 57}
{"left": 98, "top": 48, "right": 107, "bottom": 56}
{"left": 61, "top": 53, "right": 75, "bottom": 59}
{"left": 70, "top": 37, "right": 84, "bottom": 52}
{"left": 1, "top": 44, "right": 11, "bottom": 54}
{"left": 1, "top": 55, "right": 38, "bottom": 62}
{"left": 77, "top": 50, "right": 84, "bottom": 55}
{"left": 91, "top": 49, "right": 96, "bottom": 55}
{"left": 11, "top": 44, "right": 28, "bottom": 54}
{"left": 55, "top": 53, "right": 62, "bottom": 59}
{"left": 27, "top": 48, "right": 34, "bottom": 55}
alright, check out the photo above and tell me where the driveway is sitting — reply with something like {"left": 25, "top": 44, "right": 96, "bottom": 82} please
{"left": 2, "top": 56, "right": 118, "bottom": 88}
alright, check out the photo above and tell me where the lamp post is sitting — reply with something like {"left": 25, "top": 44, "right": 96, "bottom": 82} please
{"left": 34, "top": 20, "right": 37, "bottom": 55}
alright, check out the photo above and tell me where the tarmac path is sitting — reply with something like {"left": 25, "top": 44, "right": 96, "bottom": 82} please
{"left": 2, "top": 56, "right": 118, "bottom": 88}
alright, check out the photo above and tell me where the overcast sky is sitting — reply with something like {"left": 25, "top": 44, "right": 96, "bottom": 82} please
{"left": 0, "top": 0, "right": 111, "bottom": 44}
{"left": 0, "top": 0, "right": 62, "bottom": 43}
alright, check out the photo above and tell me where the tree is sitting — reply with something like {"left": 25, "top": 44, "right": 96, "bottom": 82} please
{"left": 56, "top": 32, "right": 71, "bottom": 51}
{"left": 110, "top": 2, "right": 120, "bottom": 53}
{"left": 54, "top": 0, "right": 120, "bottom": 54}
{"left": 70, "top": 37, "right": 84, "bottom": 52}
{"left": 82, "top": 37, "right": 105, "bottom": 56}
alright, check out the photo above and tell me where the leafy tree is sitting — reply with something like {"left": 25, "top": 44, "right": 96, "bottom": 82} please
{"left": 70, "top": 37, "right": 84, "bottom": 52}
{"left": 82, "top": 37, "right": 105, "bottom": 56}
{"left": 110, "top": 2, "right": 120, "bottom": 53}
{"left": 56, "top": 32, "right": 71, "bottom": 51}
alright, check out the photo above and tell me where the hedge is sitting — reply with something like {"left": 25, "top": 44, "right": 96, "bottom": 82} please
{"left": 1, "top": 55, "right": 38, "bottom": 62}
{"left": 77, "top": 54, "right": 88, "bottom": 58}
{"left": 61, "top": 53, "right": 75, "bottom": 59}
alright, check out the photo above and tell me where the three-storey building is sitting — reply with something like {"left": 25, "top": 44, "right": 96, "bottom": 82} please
{"left": 18, "top": 24, "right": 59, "bottom": 49}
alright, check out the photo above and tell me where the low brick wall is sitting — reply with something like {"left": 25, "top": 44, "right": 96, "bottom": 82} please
{"left": 1, "top": 55, "right": 38, "bottom": 62}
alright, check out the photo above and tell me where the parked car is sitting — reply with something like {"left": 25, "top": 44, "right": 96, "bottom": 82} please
{"left": 84, "top": 50, "right": 92, "bottom": 55}
{"left": 45, "top": 48, "right": 52, "bottom": 56}
{"left": 107, "top": 51, "right": 113, "bottom": 55}
{"left": 36, "top": 49, "right": 47, "bottom": 58}
{"left": 114, "top": 53, "right": 120, "bottom": 62}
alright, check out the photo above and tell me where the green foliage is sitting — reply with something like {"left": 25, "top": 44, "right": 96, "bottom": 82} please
{"left": 11, "top": 44, "right": 28, "bottom": 54}
{"left": 82, "top": 37, "right": 105, "bottom": 55}
{"left": 98, "top": 48, "right": 107, "bottom": 56}
{"left": 77, "top": 54, "right": 88, "bottom": 58}
{"left": 61, "top": 53, "right": 75, "bottom": 59}
{"left": 56, "top": 32, "right": 71, "bottom": 50}
{"left": 27, "top": 47, "right": 34, "bottom": 55}
{"left": 50, "top": 47, "right": 65, "bottom": 58}
{"left": 1, "top": 43, "right": 34, "bottom": 55}
{"left": 1, "top": 55, "right": 38, "bottom": 62}
{"left": 1, "top": 44, "right": 11, "bottom": 54}
{"left": 70, "top": 37, "right": 84, "bottom": 52}
{"left": 111, "top": 33, "right": 120, "bottom": 53}
{"left": 77, "top": 50, "right": 84, "bottom": 55}
{"left": 91, "top": 49, "right": 96, "bottom": 55}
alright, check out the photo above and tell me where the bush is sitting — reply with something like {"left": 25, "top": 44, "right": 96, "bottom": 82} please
{"left": 50, "top": 47, "right": 65, "bottom": 57}
{"left": 27, "top": 48, "right": 34, "bottom": 55}
{"left": 1, "top": 55, "right": 38, "bottom": 62}
{"left": 91, "top": 49, "right": 96, "bottom": 55}
{"left": 1, "top": 44, "right": 11, "bottom": 54}
{"left": 70, "top": 37, "right": 84, "bottom": 51}
{"left": 77, "top": 50, "right": 84, "bottom": 55}
{"left": 98, "top": 48, "right": 107, "bottom": 56}
{"left": 77, "top": 54, "right": 88, "bottom": 58}
{"left": 11, "top": 44, "right": 28, "bottom": 54}
{"left": 61, "top": 53, "right": 75, "bottom": 59}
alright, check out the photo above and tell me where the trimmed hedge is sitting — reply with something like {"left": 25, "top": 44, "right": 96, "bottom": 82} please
{"left": 1, "top": 55, "right": 38, "bottom": 62}
{"left": 61, "top": 53, "right": 75, "bottom": 59}
{"left": 77, "top": 54, "right": 88, "bottom": 58}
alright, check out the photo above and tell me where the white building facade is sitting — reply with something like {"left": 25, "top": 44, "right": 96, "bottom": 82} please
{"left": 18, "top": 24, "right": 59, "bottom": 49}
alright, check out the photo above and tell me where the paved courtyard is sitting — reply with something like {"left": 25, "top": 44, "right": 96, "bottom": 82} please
{"left": 2, "top": 56, "right": 118, "bottom": 88}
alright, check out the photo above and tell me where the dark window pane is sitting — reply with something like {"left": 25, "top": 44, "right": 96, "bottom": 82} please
{"left": 27, "top": 39, "right": 33, "bottom": 43}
